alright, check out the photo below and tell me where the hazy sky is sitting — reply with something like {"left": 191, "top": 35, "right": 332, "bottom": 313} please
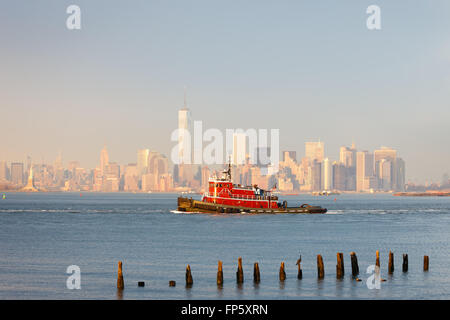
{"left": 1, "top": 0, "right": 449, "bottom": 183}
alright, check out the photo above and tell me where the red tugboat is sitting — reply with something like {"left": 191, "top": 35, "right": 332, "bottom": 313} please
{"left": 177, "top": 163, "right": 327, "bottom": 214}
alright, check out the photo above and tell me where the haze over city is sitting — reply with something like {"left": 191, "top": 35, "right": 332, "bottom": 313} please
{"left": 1, "top": 1, "right": 450, "bottom": 184}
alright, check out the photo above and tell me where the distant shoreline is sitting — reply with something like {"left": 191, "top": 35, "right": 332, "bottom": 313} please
{"left": 393, "top": 192, "right": 450, "bottom": 197}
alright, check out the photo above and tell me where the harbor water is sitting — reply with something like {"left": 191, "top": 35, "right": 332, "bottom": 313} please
{"left": 0, "top": 192, "right": 449, "bottom": 299}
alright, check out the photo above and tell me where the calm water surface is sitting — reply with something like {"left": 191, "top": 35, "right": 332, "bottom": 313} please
{"left": 0, "top": 192, "right": 449, "bottom": 299}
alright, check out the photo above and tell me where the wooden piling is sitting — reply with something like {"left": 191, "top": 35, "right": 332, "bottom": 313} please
{"left": 350, "top": 252, "right": 359, "bottom": 278}
{"left": 236, "top": 257, "right": 244, "bottom": 284}
{"left": 388, "top": 251, "right": 394, "bottom": 274}
{"left": 317, "top": 254, "right": 325, "bottom": 279}
{"left": 402, "top": 254, "right": 408, "bottom": 272}
{"left": 296, "top": 255, "right": 303, "bottom": 279}
{"left": 336, "top": 252, "right": 344, "bottom": 279}
{"left": 217, "top": 260, "right": 223, "bottom": 286}
{"left": 117, "top": 261, "right": 124, "bottom": 290}
{"left": 376, "top": 250, "right": 380, "bottom": 268}
{"left": 186, "top": 264, "right": 193, "bottom": 286}
{"left": 253, "top": 262, "right": 260, "bottom": 283}
{"left": 424, "top": 255, "right": 429, "bottom": 271}
{"left": 169, "top": 280, "right": 176, "bottom": 287}
{"left": 279, "top": 262, "right": 286, "bottom": 281}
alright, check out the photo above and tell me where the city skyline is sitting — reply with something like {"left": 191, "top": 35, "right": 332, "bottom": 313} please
{"left": 1, "top": 96, "right": 446, "bottom": 185}
{"left": 1, "top": 104, "right": 449, "bottom": 193}
{"left": 1, "top": 1, "right": 450, "bottom": 184}
{"left": 0, "top": 124, "right": 447, "bottom": 186}
{"left": 0, "top": 104, "right": 446, "bottom": 186}
{"left": 2, "top": 128, "right": 445, "bottom": 193}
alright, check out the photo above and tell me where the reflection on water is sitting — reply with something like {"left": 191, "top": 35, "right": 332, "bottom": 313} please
{"left": 335, "top": 278, "right": 344, "bottom": 297}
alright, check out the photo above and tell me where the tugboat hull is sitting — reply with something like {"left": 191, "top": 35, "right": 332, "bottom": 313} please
{"left": 177, "top": 197, "right": 327, "bottom": 214}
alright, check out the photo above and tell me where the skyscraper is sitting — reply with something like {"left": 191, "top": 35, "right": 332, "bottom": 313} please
{"left": 282, "top": 151, "right": 297, "bottom": 163}
{"left": 356, "top": 151, "right": 375, "bottom": 192}
{"left": 201, "top": 166, "right": 210, "bottom": 192}
{"left": 68, "top": 161, "right": 80, "bottom": 173}
{"left": 340, "top": 145, "right": 356, "bottom": 168}
{"left": 255, "top": 147, "right": 271, "bottom": 167}
{"left": 0, "top": 161, "right": 8, "bottom": 181}
{"left": 322, "top": 158, "right": 332, "bottom": 191}
{"left": 232, "top": 133, "right": 247, "bottom": 165}
{"left": 374, "top": 146, "right": 397, "bottom": 162}
{"left": 332, "top": 161, "right": 347, "bottom": 191}
{"left": 374, "top": 146, "right": 401, "bottom": 191}
{"left": 178, "top": 91, "right": 191, "bottom": 164}
{"left": 378, "top": 159, "right": 392, "bottom": 191}
{"left": 311, "top": 160, "right": 322, "bottom": 191}
{"left": 137, "top": 149, "right": 150, "bottom": 176}
{"left": 54, "top": 152, "right": 63, "bottom": 170}
{"left": 92, "top": 167, "right": 102, "bottom": 191}
{"left": 100, "top": 146, "right": 109, "bottom": 175}
{"left": 142, "top": 152, "right": 172, "bottom": 191}
{"left": 148, "top": 152, "right": 169, "bottom": 176}
{"left": 103, "top": 162, "right": 120, "bottom": 192}
{"left": 305, "top": 141, "right": 324, "bottom": 164}
{"left": 123, "top": 164, "right": 139, "bottom": 192}
{"left": 394, "top": 158, "right": 406, "bottom": 191}
{"left": 10, "top": 162, "right": 24, "bottom": 186}
{"left": 104, "top": 162, "right": 120, "bottom": 179}
{"left": 339, "top": 144, "right": 357, "bottom": 191}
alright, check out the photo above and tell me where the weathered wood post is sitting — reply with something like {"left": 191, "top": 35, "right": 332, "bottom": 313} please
{"left": 279, "top": 262, "right": 286, "bottom": 281}
{"left": 317, "top": 254, "right": 325, "bottom": 279}
{"left": 376, "top": 250, "right": 380, "bottom": 268}
{"left": 117, "top": 261, "right": 124, "bottom": 290}
{"left": 236, "top": 257, "right": 244, "bottom": 284}
{"left": 402, "top": 254, "right": 408, "bottom": 272}
{"left": 350, "top": 252, "right": 359, "bottom": 278}
{"left": 336, "top": 252, "right": 344, "bottom": 279}
{"left": 296, "top": 255, "right": 303, "bottom": 279}
{"left": 388, "top": 251, "right": 394, "bottom": 274}
{"left": 253, "top": 262, "right": 260, "bottom": 283}
{"left": 186, "top": 264, "right": 193, "bottom": 287}
{"left": 424, "top": 255, "right": 429, "bottom": 271}
{"left": 217, "top": 260, "right": 223, "bottom": 286}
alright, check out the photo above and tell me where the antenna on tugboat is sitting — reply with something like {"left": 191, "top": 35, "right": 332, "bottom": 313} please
{"left": 227, "top": 155, "right": 232, "bottom": 181}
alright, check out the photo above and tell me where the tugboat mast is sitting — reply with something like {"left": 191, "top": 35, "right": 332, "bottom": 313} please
{"left": 226, "top": 156, "right": 232, "bottom": 181}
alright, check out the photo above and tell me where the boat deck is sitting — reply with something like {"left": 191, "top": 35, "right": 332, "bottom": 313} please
{"left": 177, "top": 197, "right": 326, "bottom": 214}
